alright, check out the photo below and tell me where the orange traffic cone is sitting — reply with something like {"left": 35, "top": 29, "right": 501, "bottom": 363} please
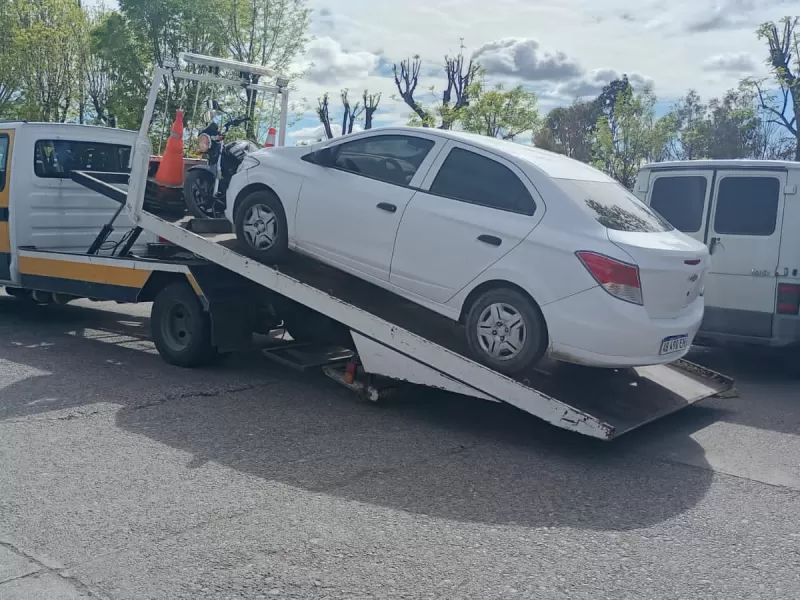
{"left": 265, "top": 127, "right": 276, "bottom": 148}
{"left": 155, "top": 109, "right": 185, "bottom": 187}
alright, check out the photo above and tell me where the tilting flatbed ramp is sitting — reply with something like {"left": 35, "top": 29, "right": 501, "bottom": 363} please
{"left": 126, "top": 201, "right": 732, "bottom": 440}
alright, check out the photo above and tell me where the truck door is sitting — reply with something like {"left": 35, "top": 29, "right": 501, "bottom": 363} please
{"left": 703, "top": 169, "right": 787, "bottom": 338}
{"left": 0, "top": 129, "right": 13, "bottom": 282}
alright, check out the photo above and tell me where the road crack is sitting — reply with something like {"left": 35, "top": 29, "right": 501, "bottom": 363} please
{"left": 128, "top": 381, "right": 280, "bottom": 411}
{"left": 0, "top": 539, "right": 105, "bottom": 598}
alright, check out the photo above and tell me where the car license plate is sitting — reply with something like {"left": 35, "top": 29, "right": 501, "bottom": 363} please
{"left": 660, "top": 334, "right": 688, "bottom": 356}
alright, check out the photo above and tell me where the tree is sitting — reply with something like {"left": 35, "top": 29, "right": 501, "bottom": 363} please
{"left": 593, "top": 85, "right": 664, "bottom": 188}
{"left": 533, "top": 100, "right": 599, "bottom": 162}
{"left": 393, "top": 41, "right": 480, "bottom": 129}
{"left": 462, "top": 83, "right": 540, "bottom": 140}
{"left": 663, "top": 90, "right": 710, "bottom": 160}
{"left": 224, "top": 0, "right": 311, "bottom": 137}
{"left": 316, "top": 89, "right": 381, "bottom": 139}
{"left": 594, "top": 75, "right": 632, "bottom": 122}
{"left": 11, "top": 0, "right": 87, "bottom": 122}
{"left": 706, "top": 85, "right": 762, "bottom": 159}
{"left": 84, "top": 10, "right": 150, "bottom": 128}
{"left": 751, "top": 17, "right": 800, "bottom": 160}
{"left": 0, "top": 1, "right": 21, "bottom": 118}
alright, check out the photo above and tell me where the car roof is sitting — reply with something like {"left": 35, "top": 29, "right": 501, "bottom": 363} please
{"left": 367, "top": 126, "right": 615, "bottom": 183}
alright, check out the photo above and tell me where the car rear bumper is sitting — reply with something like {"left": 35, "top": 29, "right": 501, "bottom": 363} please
{"left": 541, "top": 286, "right": 703, "bottom": 367}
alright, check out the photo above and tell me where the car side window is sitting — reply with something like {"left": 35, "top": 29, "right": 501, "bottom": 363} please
{"left": 34, "top": 140, "right": 132, "bottom": 179}
{"left": 713, "top": 176, "right": 780, "bottom": 236}
{"left": 0, "top": 135, "right": 8, "bottom": 192}
{"left": 332, "top": 135, "right": 435, "bottom": 186}
{"left": 429, "top": 147, "right": 536, "bottom": 216}
{"left": 650, "top": 175, "right": 708, "bottom": 233}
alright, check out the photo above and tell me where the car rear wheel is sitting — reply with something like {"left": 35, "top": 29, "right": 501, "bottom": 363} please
{"left": 464, "top": 287, "right": 547, "bottom": 376}
{"left": 234, "top": 190, "right": 289, "bottom": 264}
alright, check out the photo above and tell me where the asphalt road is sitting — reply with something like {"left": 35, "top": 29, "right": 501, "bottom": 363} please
{"left": 1, "top": 293, "right": 799, "bottom": 599}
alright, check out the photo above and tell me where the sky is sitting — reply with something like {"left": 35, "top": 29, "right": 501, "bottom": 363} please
{"left": 93, "top": 0, "right": 796, "bottom": 144}
{"left": 283, "top": 0, "right": 794, "bottom": 144}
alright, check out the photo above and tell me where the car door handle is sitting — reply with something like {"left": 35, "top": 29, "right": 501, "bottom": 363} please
{"left": 376, "top": 202, "right": 397, "bottom": 213}
{"left": 478, "top": 235, "right": 502, "bottom": 247}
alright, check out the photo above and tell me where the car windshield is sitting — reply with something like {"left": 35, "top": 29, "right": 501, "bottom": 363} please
{"left": 556, "top": 178, "right": 674, "bottom": 233}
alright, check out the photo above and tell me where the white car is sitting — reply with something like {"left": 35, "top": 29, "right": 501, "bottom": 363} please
{"left": 225, "top": 127, "right": 709, "bottom": 376}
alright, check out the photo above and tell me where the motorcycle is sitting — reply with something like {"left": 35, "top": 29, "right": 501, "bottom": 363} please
{"left": 184, "top": 103, "right": 259, "bottom": 219}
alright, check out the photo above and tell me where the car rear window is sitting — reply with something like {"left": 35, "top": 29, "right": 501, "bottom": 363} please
{"left": 556, "top": 178, "right": 675, "bottom": 233}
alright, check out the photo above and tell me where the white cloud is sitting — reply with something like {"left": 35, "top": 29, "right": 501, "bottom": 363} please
{"left": 702, "top": 52, "right": 759, "bottom": 74}
{"left": 303, "top": 37, "right": 380, "bottom": 85}
{"left": 556, "top": 69, "right": 653, "bottom": 99}
{"left": 472, "top": 38, "right": 583, "bottom": 81}
{"left": 283, "top": 0, "right": 786, "bottom": 138}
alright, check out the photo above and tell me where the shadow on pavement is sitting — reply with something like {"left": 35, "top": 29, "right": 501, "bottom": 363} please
{"left": 684, "top": 345, "right": 800, "bottom": 436}
{"left": 1, "top": 296, "right": 716, "bottom": 532}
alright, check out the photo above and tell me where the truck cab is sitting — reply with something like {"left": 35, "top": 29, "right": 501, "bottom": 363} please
{"left": 634, "top": 160, "right": 800, "bottom": 349}
{"left": 0, "top": 122, "right": 157, "bottom": 287}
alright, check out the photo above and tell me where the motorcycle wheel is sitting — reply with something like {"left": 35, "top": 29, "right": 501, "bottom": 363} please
{"left": 183, "top": 169, "right": 219, "bottom": 219}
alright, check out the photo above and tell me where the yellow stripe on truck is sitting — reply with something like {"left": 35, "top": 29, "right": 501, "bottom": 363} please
{"left": 0, "top": 222, "right": 9, "bottom": 253}
{"left": 18, "top": 256, "right": 151, "bottom": 288}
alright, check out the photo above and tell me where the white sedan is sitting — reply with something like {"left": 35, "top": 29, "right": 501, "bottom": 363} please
{"left": 225, "top": 127, "right": 709, "bottom": 376}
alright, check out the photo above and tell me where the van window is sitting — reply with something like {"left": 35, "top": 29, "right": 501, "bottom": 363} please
{"left": 34, "top": 140, "right": 132, "bottom": 179}
{"left": 650, "top": 176, "right": 707, "bottom": 233}
{"left": 556, "top": 178, "right": 674, "bottom": 232}
{"left": 0, "top": 135, "right": 9, "bottom": 192}
{"left": 713, "top": 176, "right": 780, "bottom": 236}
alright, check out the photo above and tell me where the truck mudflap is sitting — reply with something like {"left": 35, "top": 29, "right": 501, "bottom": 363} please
{"left": 350, "top": 330, "right": 733, "bottom": 441}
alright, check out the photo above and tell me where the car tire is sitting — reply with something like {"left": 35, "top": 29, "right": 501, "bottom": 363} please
{"left": 234, "top": 189, "right": 289, "bottom": 264}
{"left": 464, "top": 287, "right": 548, "bottom": 376}
{"left": 151, "top": 282, "right": 216, "bottom": 368}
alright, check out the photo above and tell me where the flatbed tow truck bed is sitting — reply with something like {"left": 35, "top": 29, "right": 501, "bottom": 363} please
{"left": 15, "top": 164, "right": 734, "bottom": 440}
{"left": 3, "top": 53, "right": 734, "bottom": 441}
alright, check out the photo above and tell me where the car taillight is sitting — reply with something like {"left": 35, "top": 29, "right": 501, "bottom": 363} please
{"left": 776, "top": 283, "right": 800, "bottom": 315}
{"left": 576, "top": 251, "right": 643, "bottom": 305}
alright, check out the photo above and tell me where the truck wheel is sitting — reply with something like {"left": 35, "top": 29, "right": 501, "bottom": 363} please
{"left": 234, "top": 190, "right": 289, "bottom": 264}
{"left": 151, "top": 282, "right": 216, "bottom": 367}
{"left": 464, "top": 287, "right": 548, "bottom": 376}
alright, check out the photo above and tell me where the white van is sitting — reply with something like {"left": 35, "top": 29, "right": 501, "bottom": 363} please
{"left": 635, "top": 159, "right": 800, "bottom": 349}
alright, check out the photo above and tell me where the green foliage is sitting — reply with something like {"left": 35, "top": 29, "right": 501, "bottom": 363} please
{"left": 533, "top": 100, "right": 599, "bottom": 162}
{"left": 592, "top": 85, "right": 664, "bottom": 189}
{"left": 462, "top": 83, "right": 541, "bottom": 140}
{"left": 0, "top": 0, "right": 310, "bottom": 148}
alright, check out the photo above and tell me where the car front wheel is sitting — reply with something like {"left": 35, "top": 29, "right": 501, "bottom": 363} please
{"left": 464, "top": 287, "right": 547, "bottom": 376}
{"left": 234, "top": 190, "right": 289, "bottom": 264}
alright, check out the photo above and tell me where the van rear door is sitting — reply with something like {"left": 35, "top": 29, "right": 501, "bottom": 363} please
{"left": 703, "top": 169, "right": 787, "bottom": 338}
{"left": 644, "top": 169, "right": 713, "bottom": 244}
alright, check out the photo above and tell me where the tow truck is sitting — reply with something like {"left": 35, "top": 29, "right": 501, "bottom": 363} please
{"left": 0, "top": 53, "right": 734, "bottom": 440}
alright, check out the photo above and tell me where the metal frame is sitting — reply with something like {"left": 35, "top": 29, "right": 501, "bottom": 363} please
{"left": 131, "top": 53, "right": 291, "bottom": 224}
